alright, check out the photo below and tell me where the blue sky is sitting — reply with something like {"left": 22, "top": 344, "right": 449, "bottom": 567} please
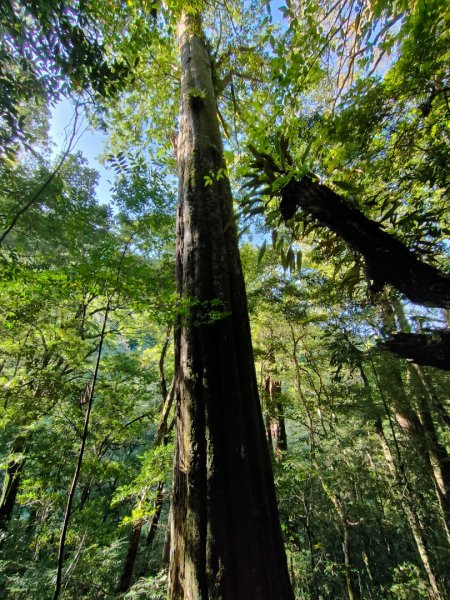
{"left": 48, "top": 2, "right": 288, "bottom": 207}
{"left": 49, "top": 99, "right": 114, "bottom": 205}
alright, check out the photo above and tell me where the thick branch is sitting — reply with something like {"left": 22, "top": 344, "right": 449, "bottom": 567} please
{"left": 279, "top": 176, "right": 450, "bottom": 308}
{"left": 381, "top": 331, "right": 450, "bottom": 371}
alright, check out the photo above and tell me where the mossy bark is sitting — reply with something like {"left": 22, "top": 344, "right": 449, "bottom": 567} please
{"left": 279, "top": 176, "right": 450, "bottom": 309}
{"left": 168, "top": 12, "right": 293, "bottom": 600}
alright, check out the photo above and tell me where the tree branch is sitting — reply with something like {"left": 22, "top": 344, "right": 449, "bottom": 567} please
{"left": 279, "top": 175, "right": 450, "bottom": 308}
{"left": 381, "top": 331, "right": 450, "bottom": 371}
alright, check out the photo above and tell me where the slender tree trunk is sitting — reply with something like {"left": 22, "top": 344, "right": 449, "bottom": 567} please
{"left": 408, "top": 364, "right": 450, "bottom": 543}
{"left": 264, "top": 377, "right": 287, "bottom": 455}
{"left": 0, "top": 447, "right": 25, "bottom": 531}
{"left": 272, "top": 399, "right": 288, "bottom": 453}
{"left": 377, "top": 305, "right": 449, "bottom": 545}
{"left": 374, "top": 417, "right": 444, "bottom": 600}
{"left": 341, "top": 516, "right": 358, "bottom": 600}
{"left": 380, "top": 300, "right": 450, "bottom": 544}
{"left": 146, "top": 479, "right": 165, "bottom": 548}
{"left": 53, "top": 375, "right": 100, "bottom": 600}
{"left": 162, "top": 508, "right": 171, "bottom": 566}
{"left": 290, "top": 324, "right": 321, "bottom": 600}
{"left": 362, "top": 355, "right": 445, "bottom": 598}
{"left": 52, "top": 231, "right": 134, "bottom": 599}
{"left": 169, "top": 11, "right": 293, "bottom": 600}
{"left": 117, "top": 519, "right": 144, "bottom": 593}
{"left": 319, "top": 478, "right": 359, "bottom": 600}
{"left": 120, "top": 480, "right": 166, "bottom": 586}
{"left": 412, "top": 364, "right": 450, "bottom": 429}
{"left": 118, "top": 354, "right": 174, "bottom": 591}
{"left": 264, "top": 411, "right": 274, "bottom": 458}
{"left": 302, "top": 512, "right": 319, "bottom": 600}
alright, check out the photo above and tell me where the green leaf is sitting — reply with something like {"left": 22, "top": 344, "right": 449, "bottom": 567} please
{"left": 296, "top": 249, "right": 302, "bottom": 273}
{"left": 272, "top": 229, "right": 278, "bottom": 248}
{"left": 332, "top": 179, "right": 358, "bottom": 193}
{"left": 257, "top": 240, "right": 267, "bottom": 266}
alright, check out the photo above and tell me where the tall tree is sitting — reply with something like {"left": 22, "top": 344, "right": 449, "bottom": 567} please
{"left": 168, "top": 10, "right": 293, "bottom": 599}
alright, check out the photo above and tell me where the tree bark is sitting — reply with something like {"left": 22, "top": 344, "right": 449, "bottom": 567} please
{"left": 146, "top": 479, "right": 165, "bottom": 548}
{"left": 264, "top": 377, "right": 287, "bottom": 456}
{"left": 168, "top": 12, "right": 293, "bottom": 600}
{"left": 382, "top": 330, "right": 450, "bottom": 370}
{"left": 277, "top": 176, "right": 450, "bottom": 308}
{"left": 117, "top": 519, "right": 144, "bottom": 593}
{"left": 0, "top": 443, "right": 25, "bottom": 531}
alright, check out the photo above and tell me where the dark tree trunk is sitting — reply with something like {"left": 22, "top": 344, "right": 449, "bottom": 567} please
{"left": 117, "top": 520, "right": 144, "bottom": 593}
{"left": 278, "top": 176, "right": 450, "bottom": 309}
{"left": 146, "top": 479, "right": 165, "bottom": 548}
{"left": 0, "top": 450, "right": 25, "bottom": 531}
{"left": 382, "top": 330, "right": 450, "bottom": 370}
{"left": 168, "top": 12, "right": 293, "bottom": 600}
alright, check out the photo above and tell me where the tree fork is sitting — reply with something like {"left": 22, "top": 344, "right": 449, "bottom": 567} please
{"left": 168, "top": 11, "right": 293, "bottom": 599}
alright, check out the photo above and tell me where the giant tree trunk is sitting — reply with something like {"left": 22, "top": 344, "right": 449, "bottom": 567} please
{"left": 168, "top": 12, "right": 293, "bottom": 600}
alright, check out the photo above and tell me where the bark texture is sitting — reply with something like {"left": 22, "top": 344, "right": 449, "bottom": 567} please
{"left": 382, "top": 330, "right": 450, "bottom": 371}
{"left": 279, "top": 176, "right": 450, "bottom": 309}
{"left": 168, "top": 13, "right": 293, "bottom": 600}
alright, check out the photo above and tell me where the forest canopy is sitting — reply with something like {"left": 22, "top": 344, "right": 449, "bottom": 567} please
{"left": 0, "top": 1, "right": 449, "bottom": 599}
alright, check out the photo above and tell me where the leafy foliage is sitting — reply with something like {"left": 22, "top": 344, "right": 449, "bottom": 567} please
{"left": 1, "top": 1, "right": 449, "bottom": 598}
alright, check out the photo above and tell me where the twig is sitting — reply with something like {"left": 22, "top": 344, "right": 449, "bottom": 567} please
{"left": 0, "top": 105, "right": 85, "bottom": 245}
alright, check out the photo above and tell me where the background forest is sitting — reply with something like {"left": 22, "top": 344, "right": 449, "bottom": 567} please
{"left": 0, "top": 0, "right": 449, "bottom": 598}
